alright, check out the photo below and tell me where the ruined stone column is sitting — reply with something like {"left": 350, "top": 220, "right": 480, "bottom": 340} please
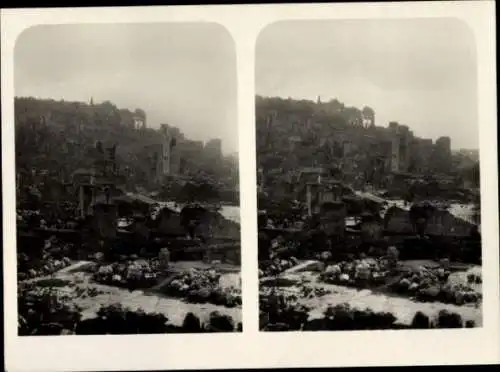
{"left": 159, "top": 247, "right": 170, "bottom": 272}
{"left": 202, "top": 243, "right": 212, "bottom": 264}
{"left": 78, "top": 185, "right": 85, "bottom": 219}
{"left": 306, "top": 184, "right": 312, "bottom": 217}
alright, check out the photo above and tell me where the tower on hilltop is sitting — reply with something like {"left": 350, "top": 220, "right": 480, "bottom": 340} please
{"left": 157, "top": 126, "right": 180, "bottom": 177}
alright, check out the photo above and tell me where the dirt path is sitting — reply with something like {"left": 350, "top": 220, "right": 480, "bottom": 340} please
{"left": 169, "top": 261, "right": 240, "bottom": 273}
{"left": 22, "top": 260, "right": 242, "bottom": 327}
{"left": 49, "top": 272, "right": 242, "bottom": 326}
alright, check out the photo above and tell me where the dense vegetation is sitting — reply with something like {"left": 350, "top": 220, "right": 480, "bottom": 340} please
{"left": 259, "top": 294, "right": 473, "bottom": 331}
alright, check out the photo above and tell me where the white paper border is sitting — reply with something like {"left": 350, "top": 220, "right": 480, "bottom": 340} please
{"left": 2, "top": 2, "right": 498, "bottom": 370}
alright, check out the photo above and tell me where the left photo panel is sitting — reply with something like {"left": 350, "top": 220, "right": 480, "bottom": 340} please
{"left": 15, "top": 23, "right": 242, "bottom": 335}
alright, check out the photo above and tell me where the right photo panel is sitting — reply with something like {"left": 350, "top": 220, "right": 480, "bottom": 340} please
{"left": 256, "top": 19, "right": 482, "bottom": 332}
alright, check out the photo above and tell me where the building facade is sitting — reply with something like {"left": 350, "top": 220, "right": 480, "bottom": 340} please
{"left": 205, "top": 138, "right": 223, "bottom": 160}
{"left": 390, "top": 135, "right": 400, "bottom": 172}
{"left": 432, "top": 136, "right": 453, "bottom": 174}
{"left": 410, "top": 138, "right": 433, "bottom": 173}
{"left": 388, "top": 122, "right": 413, "bottom": 173}
{"left": 153, "top": 124, "right": 180, "bottom": 178}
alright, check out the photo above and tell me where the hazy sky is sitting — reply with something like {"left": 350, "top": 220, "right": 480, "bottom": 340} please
{"left": 15, "top": 23, "right": 238, "bottom": 154}
{"left": 256, "top": 19, "right": 478, "bottom": 150}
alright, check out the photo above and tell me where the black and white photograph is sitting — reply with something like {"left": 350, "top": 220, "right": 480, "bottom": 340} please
{"left": 2, "top": 2, "right": 498, "bottom": 371}
{"left": 14, "top": 22, "right": 241, "bottom": 335}
{"left": 256, "top": 19, "right": 484, "bottom": 331}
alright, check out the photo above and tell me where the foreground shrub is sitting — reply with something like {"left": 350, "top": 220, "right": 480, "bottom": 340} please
{"left": 375, "top": 312, "right": 397, "bottom": 329}
{"left": 207, "top": 311, "right": 235, "bottom": 332}
{"left": 74, "top": 304, "right": 170, "bottom": 334}
{"left": 32, "top": 278, "right": 71, "bottom": 288}
{"left": 411, "top": 311, "right": 431, "bottom": 329}
{"left": 436, "top": 310, "right": 463, "bottom": 328}
{"left": 465, "top": 320, "right": 476, "bottom": 328}
{"left": 322, "top": 304, "right": 398, "bottom": 330}
{"left": 182, "top": 312, "right": 202, "bottom": 333}
{"left": 324, "top": 304, "right": 355, "bottom": 330}
{"left": 18, "top": 287, "right": 81, "bottom": 335}
{"left": 352, "top": 309, "right": 374, "bottom": 329}
{"left": 260, "top": 292, "right": 310, "bottom": 330}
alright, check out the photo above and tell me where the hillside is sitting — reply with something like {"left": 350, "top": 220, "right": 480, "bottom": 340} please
{"left": 257, "top": 96, "right": 477, "bottom": 167}
{"left": 256, "top": 95, "right": 383, "bottom": 172}
{"left": 14, "top": 97, "right": 238, "bottom": 193}
{"left": 255, "top": 95, "right": 479, "bottom": 195}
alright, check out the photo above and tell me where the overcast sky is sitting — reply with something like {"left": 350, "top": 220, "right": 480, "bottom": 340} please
{"left": 256, "top": 19, "right": 478, "bottom": 150}
{"left": 15, "top": 23, "right": 238, "bottom": 154}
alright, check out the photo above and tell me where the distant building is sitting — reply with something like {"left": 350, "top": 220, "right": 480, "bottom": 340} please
{"left": 306, "top": 180, "right": 344, "bottom": 216}
{"left": 205, "top": 138, "right": 223, "bottom": 160}
{"left": 146, "top": 143, "right": 163, "bottom": 182}
{"left": 388, "top": 122, "right": 413, "bottom": 173}
{"left": 432, "top": 136, "right": 453, "bottom": 174}
{"left": 362, "top": 106, "right": 375, "bottom": 128}
{"left": 410, "top": 138, "right": 433, "bottom": 173}
{"left": 457, "top": 148, "right": 479, "bottom": 163}
{"left": 388, "top": 121, "right": 399, "bottom": 132}
{"left": 133, "top": 116, "right": 145, "bottom": 130}
{"left": 160, "top": 134, "right": 179, "bottom": 176}
{"left": 151, "top": 125, "right": 180, "bottom": 179}
{"left": 192, "top": 140, "right": 204, "bottom": 152}
{"left": 397, "top": 126, "right": 412, "bottom": 172}
{"left": 436, "top": 136, "right": 451, "bottom": 154}
{"left": 169, "top": 126, "right": 181, "bottom": 139}
{"left": 131, "top": 108, "right": 146, "bottom": 129}
{"left": 160, "top": 123, "right": 169, "bottom": 135}
{"left": 391, "top": 136, "right": 400, "bottom": 172}
{"left": 379, "top": 140, "right": 393, "bottom": 171}
{"left": 206, "top": 138, "right": 222, "bottom": 152}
